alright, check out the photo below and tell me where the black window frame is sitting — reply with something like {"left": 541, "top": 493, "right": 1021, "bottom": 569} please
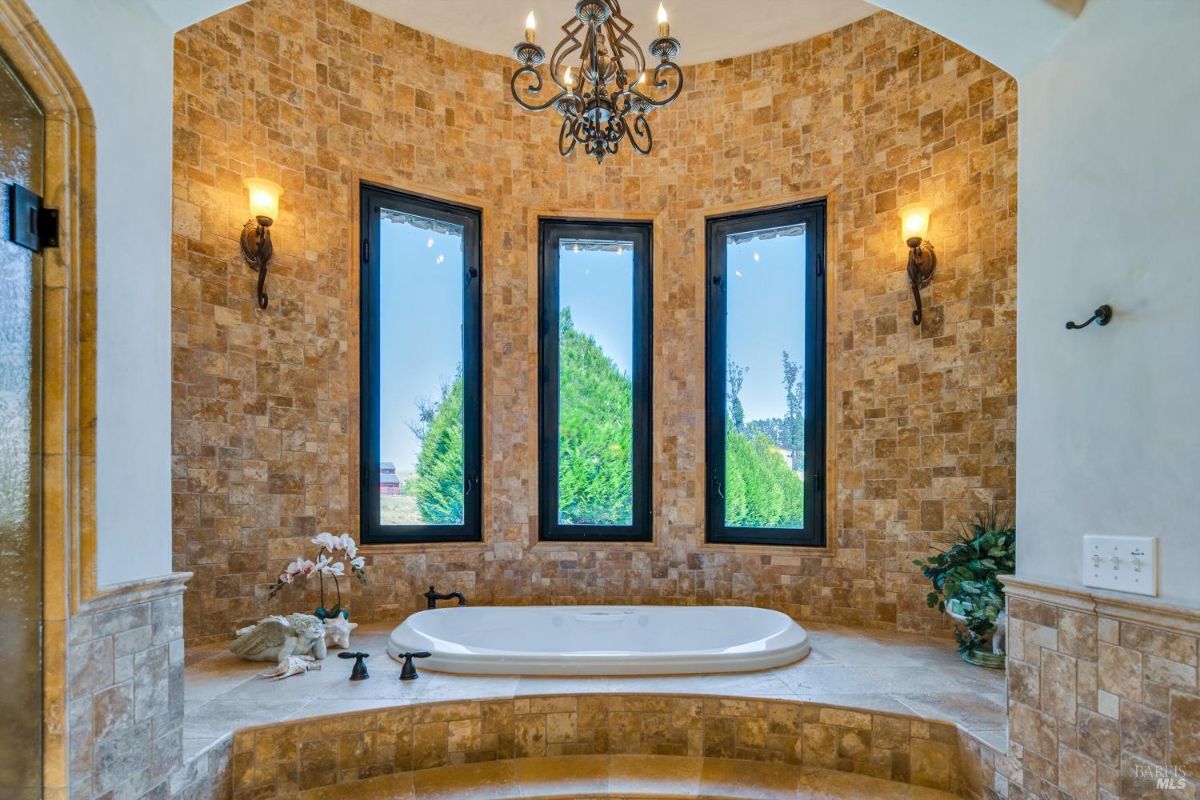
{"left": 359, "top": 183, "right": 483, "bottom": 545}
{"left": 705, "top": 200, "right": 827, "bottom": 547}
{"left": 538, "top": 218, "right": 653, "bottom": 543}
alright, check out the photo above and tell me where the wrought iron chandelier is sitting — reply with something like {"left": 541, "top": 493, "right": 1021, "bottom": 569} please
{"left": 510, "top": 1, "right": 684, "bottom": 163}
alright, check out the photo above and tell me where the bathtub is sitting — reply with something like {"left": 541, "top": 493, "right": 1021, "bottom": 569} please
{"left": 386, "top": 605, "right": 810, "bottom": 675}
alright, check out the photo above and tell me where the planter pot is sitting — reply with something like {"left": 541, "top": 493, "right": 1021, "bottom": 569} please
{"left": 962, "top": 646, "right": 1006, "bottom": 669}
{"left": 315, "top": 605, "right": 350, "bottom": 621}
{"left": 945, "top": 600, "right": 1006, "bottom": 668}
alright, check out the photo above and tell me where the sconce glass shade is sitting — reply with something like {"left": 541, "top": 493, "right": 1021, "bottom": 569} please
{"left": 899, "top": 203, "right": 931, "bottom": 244}
{"left": 244, "top": 178, "right": 283, "bottom": 224}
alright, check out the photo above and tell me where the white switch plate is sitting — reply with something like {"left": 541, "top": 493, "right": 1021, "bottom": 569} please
{"left": 1082, "top": 535, "right": 1158, "bottom": 597}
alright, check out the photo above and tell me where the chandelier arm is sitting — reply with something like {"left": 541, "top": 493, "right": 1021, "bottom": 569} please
{"left": 559, "top": 117, "right": 582, "bottom": 157}
{"left": 628, "top": 61, "right": 684, "bottom": 108}
{"left": 625, "top": 114, "right": 652, "bottom": 155}
{"left": 510, "top": 66, "right": 569, "bottom": 112}
{"left": 547, "top": 30, "right": 583, "bottom": 84}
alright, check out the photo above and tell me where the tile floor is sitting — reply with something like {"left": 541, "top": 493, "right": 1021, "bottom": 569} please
{"left": 183, "top": 622, "right": 1007, "bottom": 762}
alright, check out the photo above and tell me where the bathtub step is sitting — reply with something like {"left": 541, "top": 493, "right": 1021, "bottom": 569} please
{"left": 299, "top": 755, "right": 958, "bottom": 799}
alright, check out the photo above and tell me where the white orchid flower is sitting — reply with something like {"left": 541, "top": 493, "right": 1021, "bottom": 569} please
{"left": 318, "top": 559, "right": 345, "bottom": 577}
{"left": 312, "top": 532, "right": 338, "bottom": 551}
{"left": 339, "top": 534, "right": 357, "bottom": 557}
{"left": 285, "top": 557, "right": 314, "bottom": 577}
{"left": 350, "top": 556, "right": 365, "bottom": 570}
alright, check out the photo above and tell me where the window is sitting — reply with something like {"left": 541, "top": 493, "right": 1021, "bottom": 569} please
{"left": 705, "top": 202, "right": 826, "bottom": 546}
{"left": 538, "top": 219, "right": 653, "bottom": 542}
{"left": 360, "top": 185, "right": 482, "bottom": 544}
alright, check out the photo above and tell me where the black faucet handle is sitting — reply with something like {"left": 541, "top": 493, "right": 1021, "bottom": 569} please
{"left": 397, "top": 650, "right": 432, "bottom": 681}
{"left": 338, "top": 651, "right": 370, "bottom": 681}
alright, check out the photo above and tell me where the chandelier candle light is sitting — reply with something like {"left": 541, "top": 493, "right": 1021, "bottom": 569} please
{"left": 511, "top": 1, "right": 684, "bottom": 162}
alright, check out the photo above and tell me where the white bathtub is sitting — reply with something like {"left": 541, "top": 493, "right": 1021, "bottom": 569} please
{"left": 386, "top": 605, "right": 810, "bottom": 675}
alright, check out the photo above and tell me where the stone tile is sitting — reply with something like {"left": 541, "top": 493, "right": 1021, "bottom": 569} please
{"left": 69, "top": 636, "right": 114, "bottom": 701}
{"left": 1058, "top": 747, "right": 1097, "bottom": 800}
{"left": 1040, "top": 649, "right": 1077, "bottom": 724}
{"left": 1009, "top": 703, "right": 1057, "bottom": 760}
{"left": 1008, "top": 658, "right": 1039, "bottom": 707}
{"left": 1120, "top": 624, "right": 1197, "bottom": 666}
{"left": 1077, "top": 708, "right": 1120, "bottom": 763}
{"left": 1169, "top": 691, "right": 1200, "bottom": 775}
{"left": 909, "top": 737, "right": 952, "bottom": 790}
{"left": 92, "top": 681, "right": 135, "bottom": 741}
{"left": 1098, "top": 642, "right": 1142, "bottom": 702}
{"left": 1119, "top": 697, "right": 1169, "bottom": 764}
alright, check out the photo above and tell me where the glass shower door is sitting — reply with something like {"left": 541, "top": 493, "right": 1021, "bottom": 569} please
{"left": 0, "top": 53, "right": 44, "bottom": 799}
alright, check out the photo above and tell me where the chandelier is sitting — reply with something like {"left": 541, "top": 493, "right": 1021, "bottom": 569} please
{"left": 510, "top": 1, "right": 684, "bottom": 163}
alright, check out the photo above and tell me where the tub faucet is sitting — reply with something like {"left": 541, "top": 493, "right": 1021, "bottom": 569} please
{"left": 397, "top": 651, "right": 431, "bottom": 680}
{"left": 424, "top": 585, "right": 468, "bottom": 610}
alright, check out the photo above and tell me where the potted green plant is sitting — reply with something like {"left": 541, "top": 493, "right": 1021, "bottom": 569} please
{"left": 913, "top": 507, "right": 1015, "bottom": 668}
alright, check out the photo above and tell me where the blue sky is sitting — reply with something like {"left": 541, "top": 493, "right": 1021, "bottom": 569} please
{"left": 726, "top": 229, "right": 808, "bottom": 422}
{"left": 377, "top": 216, "right": 465, "bottom": 473}
{"left": 376, "top": 217, "right": 807, "bottom": 471}
{"left": 559, "top": 243, "right": 634, "bottom": 376}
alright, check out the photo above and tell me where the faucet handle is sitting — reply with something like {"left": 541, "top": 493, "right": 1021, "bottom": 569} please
{"left": 338, "top": 651, "right": 370, "bottom": 681}
{"left": 398, "top": 651, "right": 432, "bottom": 681}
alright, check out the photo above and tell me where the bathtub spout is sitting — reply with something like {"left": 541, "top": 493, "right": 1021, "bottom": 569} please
{"left": 424, "top": 585, "right": 468, "bottom": 610}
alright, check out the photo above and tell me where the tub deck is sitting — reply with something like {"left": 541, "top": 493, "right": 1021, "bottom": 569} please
{"left": 183, "top": 621, "right": 1006, "bottom": 763}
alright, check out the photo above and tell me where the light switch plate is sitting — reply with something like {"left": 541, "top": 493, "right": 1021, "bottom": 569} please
{"left": 1082, "top": 535, "right": 1158, "bottom": 597}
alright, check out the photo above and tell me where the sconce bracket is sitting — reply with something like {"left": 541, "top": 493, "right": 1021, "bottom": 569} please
{"left": 240, "top": 218, "right": 274, "bottom": 309}
{"left": 907, "top": 240, "right": 936, "bottom": 325}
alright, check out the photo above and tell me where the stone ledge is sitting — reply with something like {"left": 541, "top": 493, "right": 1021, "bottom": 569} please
{"left": 78, "top": 571, "right": 193, "bottom": 614}
{"left": 1000, "top": 575, "right": 1200, "bottom": 637}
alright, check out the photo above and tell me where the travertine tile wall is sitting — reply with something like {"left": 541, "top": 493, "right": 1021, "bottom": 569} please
{"left": 224, "top": 695, "right": 965, "bottom": 799}
{"left": 172, "top": 0, "right": 1017, "bottom": 645}
{"left": 958, "top": 581, "right": 1200, "bottom": 800}
{"left": 66, "top": 581, "right": 187, "bottom": 800}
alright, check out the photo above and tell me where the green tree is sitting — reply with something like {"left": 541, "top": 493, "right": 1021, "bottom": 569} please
{"left": 556, "top": 309, "right": 633, "bottom": 524}
{"left": 410, "top": 313, "right": 804, "bottom": 529}
{"left": 725, "top": 423, "right": 805, "bottom": 528}
{"left": 781, "top": 351, "right": 804, "bottom": 470}
{"left": 727, "top": 358, "right": 747, "bottom": 433}
{"left": 410, "top": 371, "right": 465, "bottom": 524}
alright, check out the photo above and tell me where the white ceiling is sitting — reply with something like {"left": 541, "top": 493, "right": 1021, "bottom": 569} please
{"left": 142, "top": 0, "right": 1080, "bottom": 78}
{"left": 321, "top": 0, "right": 878, "bottom": 65}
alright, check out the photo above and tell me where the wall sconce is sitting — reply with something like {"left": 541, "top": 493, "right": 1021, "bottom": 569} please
{"left": 899, "top": 203, "right": 936, "bottom": 325}
{"left": 240, "top": 178, "right": 283, "bottom": 309}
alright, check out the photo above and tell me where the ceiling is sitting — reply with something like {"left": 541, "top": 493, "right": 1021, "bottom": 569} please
{"left": 337, "top": 0, "right": 878, "bottom": 65}
{"left": 143, "top": 0, "right": 1081, "bottom": 78}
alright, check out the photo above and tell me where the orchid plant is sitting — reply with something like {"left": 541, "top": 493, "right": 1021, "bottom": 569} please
{"left": 268, "top": 532, "right": 368, "bottom": 620}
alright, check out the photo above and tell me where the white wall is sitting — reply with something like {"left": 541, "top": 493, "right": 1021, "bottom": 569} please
{"left": 25, "top": 0, "right": 174, "bottom": 586}
{"left": 1016, "top": 0, "right": 1200, "bottom": 606}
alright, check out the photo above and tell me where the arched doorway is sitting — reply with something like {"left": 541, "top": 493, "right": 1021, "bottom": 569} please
{"left": 0, "top": 0, "right": 98, "bottom": 796}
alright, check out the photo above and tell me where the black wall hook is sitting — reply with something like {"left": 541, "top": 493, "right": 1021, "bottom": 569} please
{"left": 1065, "top": 304, "right": 1113, "bottom": 330}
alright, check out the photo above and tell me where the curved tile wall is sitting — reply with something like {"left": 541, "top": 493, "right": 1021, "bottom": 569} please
{"left": 171, "top": 0, "right": 1018, "bottom": 646}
